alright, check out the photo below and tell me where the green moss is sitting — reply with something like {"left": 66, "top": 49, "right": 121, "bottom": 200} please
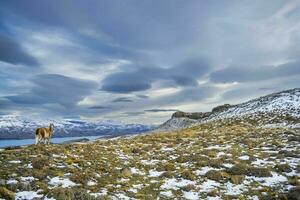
{"left": 0, "top": 187, "right": 15, "bottom": 200}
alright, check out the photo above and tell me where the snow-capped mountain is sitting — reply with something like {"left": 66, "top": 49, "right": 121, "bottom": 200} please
{"left": 158, "top": 88, "right": 300, "bottom": 131}
{"left": 0, "top": 116, "right": 154, "bottom": 139}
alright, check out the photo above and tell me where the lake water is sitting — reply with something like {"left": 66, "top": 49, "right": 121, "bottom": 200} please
{"left": 0, "top": 135, "right": 103, "bottom": 148}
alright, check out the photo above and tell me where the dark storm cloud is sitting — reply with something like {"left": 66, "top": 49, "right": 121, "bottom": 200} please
{"left": 1, "top": 0, "right": 300, "bottom": 122}
{"left": 88, "top": 106, "right": 111, "bottom": 110}
{"left": 144, "top": 108, "right": 179, "bottom": 113}
{"left": 7, "top": 74, "right": 97, "bottom": 107}
{"left": 0, "top": 34, "right": 39, "bottom": 66}
{"left": 101, "top": 58, "right": 211, "bottom": 93}
{"left": 0, "top": 0, "right": 224, "bottom": 50}
{"left": 210, "top": 60, "right": 300, "bottom": 83}
{"left": 112, "top": 97, "right": 133, "bottom": 103}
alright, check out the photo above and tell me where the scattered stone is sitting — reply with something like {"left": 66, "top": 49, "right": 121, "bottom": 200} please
{"left": 275, "top": 164, "right": 292, "bottom": 173}
{"left": 121, "top": 168, "right": 132, "bottom": 177}
{"left": 230, "top": 175, "right": 245, "bottom": 184}
{"left": 205, "top": 170, "right": 223, "bottom": 181}
{"left": 247, "top": 167, "right": 272, "bottom": 177}
{"left": 286, "top": 187, "right": 300, "bottom": 200}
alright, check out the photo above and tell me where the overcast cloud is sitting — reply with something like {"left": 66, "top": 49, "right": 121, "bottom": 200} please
{"left": 0, "top": 0, "right": 299, "bottom": 124}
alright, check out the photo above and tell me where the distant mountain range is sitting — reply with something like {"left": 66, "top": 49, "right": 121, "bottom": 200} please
{"left": 158, "top": 88, "right": 300, "bottom": 131}
{"left": 0, "top": 116, "right": 154, "bottom": 139}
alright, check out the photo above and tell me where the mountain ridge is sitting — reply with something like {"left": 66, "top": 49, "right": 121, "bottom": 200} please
{"left": 158, "top": 88, "right": 300, "bottom": 131}
{"left": 0, "top": 116, "right": 154, "bottom": 139}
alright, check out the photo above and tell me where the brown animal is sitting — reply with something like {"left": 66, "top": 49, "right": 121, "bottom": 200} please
{"left": 35, "top": 123, "right": 54, "bottom": 145}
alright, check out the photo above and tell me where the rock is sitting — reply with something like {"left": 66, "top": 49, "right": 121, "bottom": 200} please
{"left": 0, "top": 179, "right": 5, "bottom": 186}
{"left": 287, "top": 187, "right": 300, "bottom": 200}
{"left": 205, "top": 170, "right": 223, "bottom": 181}
{"left": 247, "top": 167, "right": 272, "bottom": 177}
{"left": 288, "top": 136, "right": 300, "bottom": 142}
{"left": 120, "top": 168, "right": 132, "bottom": 177}
{"left": 227, "top": 163, "right": 249, "bottom": 175}
{"left": 0, "top": 187, "right": 15, "bottom": 200}
{"left": 275, "top": 164, "right": 292, "bottom": 173}
{"left": 230, "top": 175, "right": 245, "bottom": 184}
{"left": 131, "top": 148, "right": 141, "bottom": 154}
{"left": 171, "top": 111, "right": 211, "bottom": 120}
{"left": 211, "top": 104, "right": 232, "bottom": 113}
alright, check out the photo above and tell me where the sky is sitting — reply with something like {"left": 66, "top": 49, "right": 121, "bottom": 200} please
{"left": 0, "top": 0, "right": 300, "bottom": 124}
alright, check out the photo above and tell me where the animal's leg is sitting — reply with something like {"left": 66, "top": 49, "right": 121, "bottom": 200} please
{"left": 35, "top": 135, "right": 39, "bottom": 145}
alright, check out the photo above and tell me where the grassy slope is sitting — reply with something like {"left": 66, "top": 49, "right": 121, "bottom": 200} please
{"left": 0, "top": 120, "right": 299, "bottom": 199}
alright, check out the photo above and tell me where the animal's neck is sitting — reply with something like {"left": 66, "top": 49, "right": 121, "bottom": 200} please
{"left": 49, "top": 125, "right": 53, "bottom": 133}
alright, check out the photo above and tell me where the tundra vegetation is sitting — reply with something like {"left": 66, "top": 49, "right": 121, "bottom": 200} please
{"left": 0, "top": 119, "right": 299, "bottom": 199}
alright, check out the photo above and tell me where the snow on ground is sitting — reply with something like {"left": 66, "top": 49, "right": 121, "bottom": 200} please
{"left": 182, "top": 191, "right": 199, "bottom": 200}
{"left": 246, "top": 172, "right": 288, "bottom": 187}
{"left": 238, "top": 155, "right": 250, "bottom": 160}
{"left": 20, "top": 176, "right": 36, "bottom": 183}
{"left": 48, "top": 177, "right": 77, "bottom": 188}
{"left": 8, "top": 160, "right": 22, "bottom": 164}
{"left": 160, "top": 190, "right": 173, "bottom": 198}
{"left": 199, "top": 180, "right": 221, "bottom": 192}
{"left": 15, "top": 191, "right": 43, "bottom": 200}
{"left": 161, "top": 178, "right": 196, "bottom": 190}
{"left": 196, "top": 167, "right": 223, "bottom": 176}
{"left": 148, "top": 170, "right": 164, "bottom": 177}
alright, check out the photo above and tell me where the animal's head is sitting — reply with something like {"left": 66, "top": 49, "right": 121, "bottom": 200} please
{"left": 49, "top": 123, "right": 54, "bottom": 132}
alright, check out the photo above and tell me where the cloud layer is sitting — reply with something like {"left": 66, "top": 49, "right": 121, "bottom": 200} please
{"left": 0, "top": 0, "right": 300, "bottom": 124}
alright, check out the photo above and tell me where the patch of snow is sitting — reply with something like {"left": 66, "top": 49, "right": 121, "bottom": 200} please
{"left": 131, "top": 167, "right": 145, "bottom": 175}
{"left": 8, "top": 160, "right": 21, "bottom": 164}
{"left": 112, "top": 193, "right": 133, "bottom": 200}
{"left": 223, "top": 182, "right": 246, "bottom": 195}
{"left": 44, "top": 197, "right": 56, "bottom": 200}
{"left": 148, "top": 170, "right": 164, "bottom": 177}
{"left": 223, "top": 163, "right": 234, "bottom": 168}
{"left": 26, "top": 163, "right": 33, "bottom": 169}
{"left": 207, "top": 197, "right": 222, "bottom": 200}
{"left": 251, "top": 158, "right": 274, "bottom": 166}
{"left": 160, "top": 147, "right": 174, "bottom": 151}
{"left": 87, "top": 180, "right": 97, "bottom": 186}
{"left": 48, "top": 177, "right": 77, "bottom": 188}
{"left": 246, "top": 172, "right": 288, "bottom": 186}
{"left": 199, "top": 180, "right": 221, "bottom": 192}
{"left": 90, "top": 188, "right": 108, "bottom": 197}
{"left": 20, "top": 176, "right": 36, "bottom": 183}
{"left": 182, "top": 191, "right": 199, "bottom": 200}
{"left": 128, "top": 188, "right": 138, "bottom": 193}
{"left": 6, "top": 179, "right": 18, "bottom": 184}
{"left": 160, "top": 190, "right": 173, "bottom": 198}
{"left": 196, "top": 167, "right": 222, "bottom": 176}
{"left": 15, "top": 191, "right": 43, "bottom": 200}
{"left": 161, "top": 178, "right": 195, "bottom": 190}
{"left": 141, "top": 159, "right": 160, "bottom": 165}
{"left": 205, "top": 145, "right": 231, "bottom": 150}
{"left": 238, "top": 155, "right": 250, "bottom": 160}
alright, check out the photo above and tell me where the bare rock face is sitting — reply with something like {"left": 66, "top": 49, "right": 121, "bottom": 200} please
{"left": 211, "top": 104, "right": 232, "bottom": 113}
{"left": 171, "top": 111, "right": 211, "bottom": 120}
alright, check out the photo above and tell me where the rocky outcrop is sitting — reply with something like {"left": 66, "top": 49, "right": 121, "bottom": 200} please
{"left": 171, "top": 111, "right": 211, "bottom": 120}
{"left": 171, "top": 104, "right": 232, "bottom": 120}
{"left": 211, "top": 104, "right": 232, "bottom": 113}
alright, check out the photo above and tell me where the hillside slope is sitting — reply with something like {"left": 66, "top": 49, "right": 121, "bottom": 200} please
{"left": 158, "top": 88, "right": 300, "bottom": 131}
{"left": 0, "top": 120, "right": 299, "bottom": 199}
